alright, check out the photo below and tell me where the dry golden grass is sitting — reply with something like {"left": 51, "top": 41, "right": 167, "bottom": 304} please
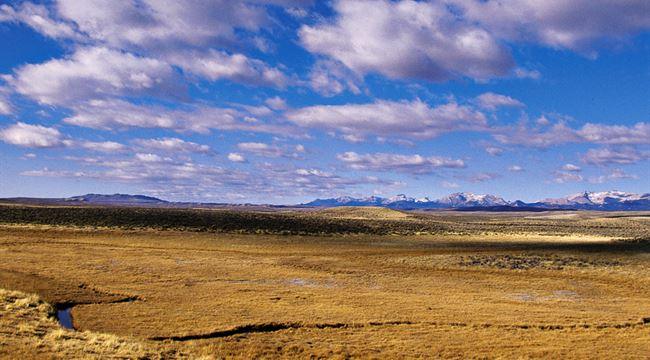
{"left": 0, "top": 288, "right": 182, "bottom": 359}
{"left": 0, "top": 210, "right": 649, "bottom": 358}
{"left": 316, "top": 206, "right": 413, "bottom": 220}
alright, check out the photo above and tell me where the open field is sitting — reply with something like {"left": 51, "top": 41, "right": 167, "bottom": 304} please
{"left": 1, "top": 206, "right": 649, "bottom": 358}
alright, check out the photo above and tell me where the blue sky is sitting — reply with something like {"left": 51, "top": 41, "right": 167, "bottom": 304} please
{"left": 0, "top": 0, "right": 648, "bottom": 204}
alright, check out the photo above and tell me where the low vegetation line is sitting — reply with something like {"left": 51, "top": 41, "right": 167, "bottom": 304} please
{"left": 0, "top": 205, "right": 447, "bottom": 235}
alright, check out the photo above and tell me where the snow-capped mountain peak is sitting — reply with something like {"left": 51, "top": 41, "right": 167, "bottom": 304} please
{"left": 584, "top": 191, "right": 642, "bottom": 204}
{"left": 386, "top": 194, "right": 414, "bottom": 203}
{"left": 438, "top": 192, "right": 507, "bottom": 206}
{"left": 549, "top": 190, "right": 645, "bottom": 205}
{"left": 304, "top": 191, "right": 649, "bottom": 210}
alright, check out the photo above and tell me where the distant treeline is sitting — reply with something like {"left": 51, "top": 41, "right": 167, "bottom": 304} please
{"left": 0, "top": 205, "right": 446, "bottom": 235}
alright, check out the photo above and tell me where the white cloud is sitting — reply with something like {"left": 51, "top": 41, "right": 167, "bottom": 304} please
{"left": 455, "top": 0, "right": 650, "bottom": 52}
{"left": 337, "top": 151, "right": 465, "bottom": 174}
{"left": 265, "top": 96, "right": 287, "bottom": 111}
{"left": 63, "top": 99, "right": 299, "bottom": 136}
{"left": 581, "top": 147, "right": 650, "bottom": 166}
{"left": 0, "top": 94, "right": 11, "bottom": 115}
{"left": 81, "top": 141, "right": 126, "bottom": 153}
{"left": 56, "top": 0, "right": 268, "bottom": 51}
{"left": 3, "top": 1, "right": 293, "bottom": 88}
{"left": 133, "top": 137, "right": 211, "bottom": 154}
{"left": 469, "top": 172, "right": 500, "bottom": 183}
{"left": 134, "top": 153, "right": 168, "bottom": 163}
{"left": 508, "top": 165, "right": 524, "bottom": 172}
{"left": 167, "top": 50, "right": 288, "bottom": 88}
{"left": 10, "top": 47, "right": 181, "bottom": 105}
{"left": 514, "top": 68, "right": 542, "bottom": 80}
{"left": 227, "top": 153, "right": 247, "bottom": 163}
{"left": 21, "top": 151, "right": 389, "bottom": 201}
{"left": 494, "top": 122, "right": 579, "bottom": 147}
{"left": 308, "top": 59, "right": 362, "bottom": 97}
{"left": 576, "top": 122, "right": 650, "bottom": 145}
{"left": 441, "top": 181, "right": 460, "bottom": 189}
{"left": 287, "top": 99, "right": 486, "bottom": 140}
{"left": 300, "top": 0, "right": 513, "bottom": 82}
{"left": 484, "top": 146, "right": 504, "bottom": 156}
{"left": 475, "top": 92, "right": 524, "bottom": 110}
{"left": 553, "top": 171, "right": 583, "bottom": 184}
{"left": 0, "top": 2, "right": 81, "bottom": 40}
{"left": 495, "top": 121, "right": 650, "bottom": 148}
{"left": 588, "top": 169, "right": 638, "bottom": 184}
{"left": 0, "top": 122, "right": 65, "bottom": 148}
{"left": 561, "top": 163, "right": 581, "bottom": 172}
{"left": 236, "top": 142, "right": 284, "bottom": 157}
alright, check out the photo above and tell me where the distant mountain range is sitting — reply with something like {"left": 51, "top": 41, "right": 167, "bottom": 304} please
{"left": 2, "top": 191, "right": 649, "bottom": 211}
{"left": 65, "top": 193, "right": 167, "bottom": 204}
{"left": 305, "top": 191, "right": 650, "bottom": 211}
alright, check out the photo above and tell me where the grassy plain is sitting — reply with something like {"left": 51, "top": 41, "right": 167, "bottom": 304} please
{"left": 0, "top": 206, "right": 649, "bottom": 358}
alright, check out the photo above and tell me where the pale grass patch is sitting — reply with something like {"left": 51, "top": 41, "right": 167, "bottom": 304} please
{"left": 2, "top": 288, "right": 166, "bottom": 359}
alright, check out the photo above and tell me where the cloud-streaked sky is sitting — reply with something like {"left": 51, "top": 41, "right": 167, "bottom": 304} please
{"left": 0, "top": 0, "right": 648, "bottom": 203}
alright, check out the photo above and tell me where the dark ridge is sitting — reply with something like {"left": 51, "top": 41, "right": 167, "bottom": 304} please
{"left": 65, "top": 193, "right": 167, "bottom": 204}
{"left": 0, "top": 205, "right": 448, "bottom": 235}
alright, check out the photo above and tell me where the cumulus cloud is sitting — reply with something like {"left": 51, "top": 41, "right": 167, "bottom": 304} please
{"left": 484, "top": 146, "right": 504, "bottom": 156}
{"left": 167, "top": 50, "right": 288, "bottom": 88}
{"left": 51, "top": 1, "right": 289, "bottom": 88}
{"left": 299, "top": 0, "right": 649, "bottom": 84}
{"left": 0, "top": 122, "right": 65, "bottom": 148}
{"left": 514, "top": 68, "right": 542, "bottom": 80}
{"left": 21, "top": 151, "right": 390, "bottom": 201}
{"left": 227, "top": 153, "right": 247, "bottom": 163}
{"left": 469, "top": 172, "right": 500, "bottom": 183}
{"left": 588, "top": 168, "right": 638, "bottom": 184}
{"left": 56, "top": 0, "right": 267, "bottom": 51}
{"left": 63, "top": 99, "right": 178, "bottom": 130}
{"left": 133, "top": 137, "right": 211, "bottom": 154}
{"left": 475, "top": 92, "right": 524, "bottom": 110}
{"left": 63, "top": 99, "right": 299, "bottom": 136}
{"left": 552, "top": 171, "right": 584, "bottom": 184}
{"left": 494, "top": 122, "right": 579, "bottom": 147}
{"left": 576, "top": 122, "right": 650, "bottom": 145}
{"left": 561, "top": 163, "right": 582, "bottom": 172}
{"left": 455, "top": 0, "right": 650, "bottom": 52}
{"left": 236, "top": 142, "right": 284, "bottom": 157}
{"left": 0, "top": 2, "right": 81, "bottom": 40}
{"left": 308, "top": 59, "right": 362, "bottom": 97}
{"left": 581, "top": 147, "right": 650, "bottom": 166}
{"left": 80, "top": 141, "right": 127, "bottom": 153}
{"left": 495, "top": 121, "right": 650, "bottom": 148}
{"left": 265, "top": 96, "right": 288, "bottom": 111}
{"left": 10, "top": 47, "right": 181, "bottom": 105}
{"left": 300, "top": 0, "right": 514, "bottom": 82}
{"left": 337, "top": 151, "right": 465, "bottom": 174}
{"left": 287, "top": 99, "right": 486, "bottom": 140}
{"left": 0, "top": 94, "right": 11, "bottom": 115}
{"left": 441, "top": 181, "right": 460, "bottom": 189}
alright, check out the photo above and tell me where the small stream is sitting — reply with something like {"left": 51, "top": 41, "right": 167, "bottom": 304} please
{"left": 56, "top": 306, "right": 75, "bottom": 330}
